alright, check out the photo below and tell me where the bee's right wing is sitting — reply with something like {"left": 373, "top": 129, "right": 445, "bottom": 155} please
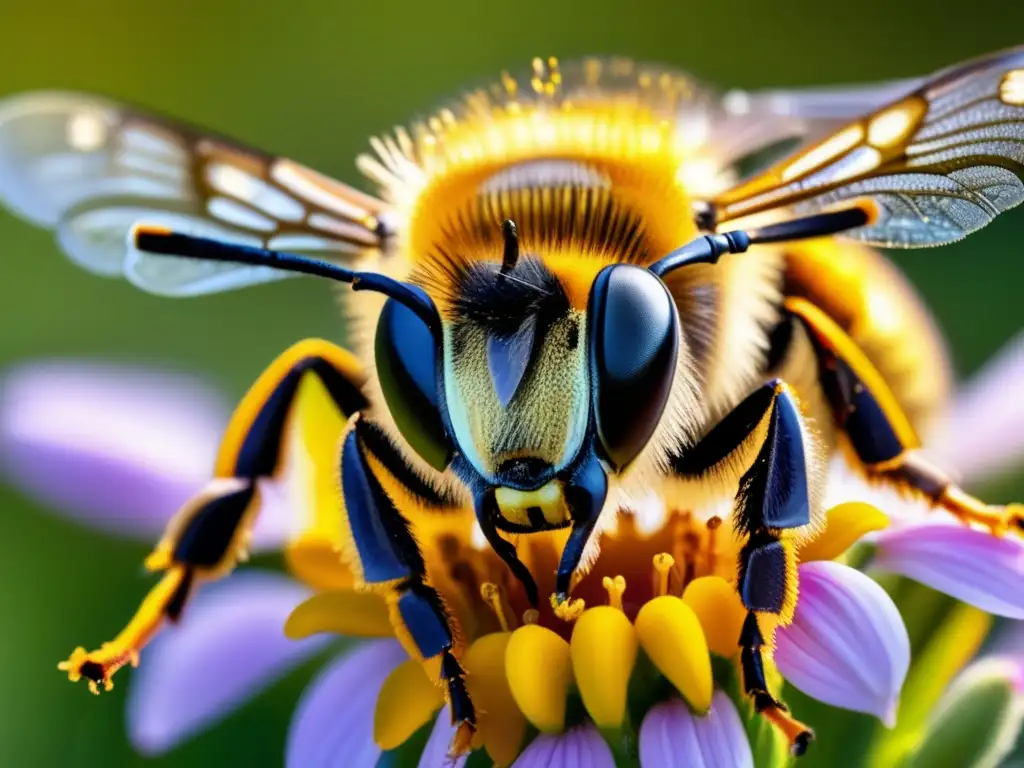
{"left": 0, "top": 92, "right": 391, "bottom": 296}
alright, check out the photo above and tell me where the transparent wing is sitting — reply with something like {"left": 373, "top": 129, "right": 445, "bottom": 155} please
{"left": 0, "top": 92, "right": 390, "bottom": 295}
{"left": 705, "top": 46, "right": 1024, "bottom": 247}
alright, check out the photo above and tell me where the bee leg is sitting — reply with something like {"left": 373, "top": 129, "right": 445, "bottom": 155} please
{"left": 59, "top": 339, "right": 367, "bottom": 694}
{"left": 341, "top": 415, "right": 475, "bottom": 752}
{"left": 788, "top": 298, "right": 1024, "bottom": 536}
{"left": 551, "top": 452, "right": 609, "bottom": 620}
{"left": 672, "top": 379, "right": 818, "bottom": 754}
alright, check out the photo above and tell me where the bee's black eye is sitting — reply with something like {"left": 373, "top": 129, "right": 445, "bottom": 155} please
{"left": 588, "top": 265, "right": 678, "bottom": 471}
{"left": 375, "top": 290, "right": 452, "bottom": 471}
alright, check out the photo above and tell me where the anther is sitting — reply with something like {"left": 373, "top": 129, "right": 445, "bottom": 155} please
{"left": 652, "top": 554, "right": 675, "bottom": 597}
{"left": 522, "top": 609, "right": 540, "bottom": 625}
{"left": 602, "top": 575, "right": 627, "bottom": 610}
{"left": 481, "top": 582, "right": 511, "bottom": 632}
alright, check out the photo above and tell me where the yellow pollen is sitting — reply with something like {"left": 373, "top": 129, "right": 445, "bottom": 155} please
{"left": 481, "top": 582, "right": 511, "bottom": 632}
{"left": 653, "top": 554, "right": 675, "bottom": 597}
{"left": 523, "top": 609, "right": 540, "bottom": 625}
{"left": 602, "top": 575, "right": 627, "bottom": 610}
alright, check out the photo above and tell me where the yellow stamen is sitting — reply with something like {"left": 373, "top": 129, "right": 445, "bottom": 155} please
{"left": 571, "top": 606, "right": 637, "bottom": 728}
{"left": 373, "top": 658, "right": 444, "bottom": 749}
{"left": 284, "top": 589, "right": 393, "bottom": 639}
{"left": 682, "top": 576, "right": 746, "bottom": 659}
{"left": 481, "top": 582, "right": 512, "bottom": 632}
{"left": 705, "top": 516, "right": 722, "bottom": 574}
{"left": 652, "top": 554, "right": 675, "bottom": 597}
{"left": 463, "top": 633, "right": 526, "bottom": 766}
{"left": 602, "top": 575, "right": 627, "bottom": 610}
{"left": 635, "top": 595, "right": 713, "bottom": 712}
{"left": 58, "top": 566, "right": 190, "bottom": 693}
{"left": 505, "top": 624, "right": 574, "bottom": 732}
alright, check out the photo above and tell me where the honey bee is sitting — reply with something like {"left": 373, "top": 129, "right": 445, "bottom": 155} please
{"left": 2, "top": 48, "right": 1023, "bottom": 753}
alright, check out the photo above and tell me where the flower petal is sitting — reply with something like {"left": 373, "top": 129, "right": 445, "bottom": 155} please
{"left": 127, "top": 570, "right": 327, "bottom": 755}
{"left": 774, "top": 561, "right": 909, "bottom": 725}
{"left": 464, "top": 632, "right": 526, "bottom": 766}
{"left": 798, "top": 502, "right": 889, "bottom": 562}
{"left": 374, "top": 658, "right": 444, "bottom": 750}
{"left": 931, "top": 330, "right": 1024, "bottom": 483}
{"left": 505, "top": 625, "right": 573, "bottom": 733}
{"left": 0, "top": 361, "right": 288, "bottom": 550}
{"left": 286, "top": 639, "right": 406, "bottom": 768}
{"left": 511, "top": 723, "right": 615, "bottom": 767}
{"left": 418, "top": 709, "right": 468, "bottom": 768}
{"left": 874, "top": 523, "right": 1024, "bottom": 619}
{"left": 571, "top": 606, "right": 637, "bottom": 728}
{"left": 284, "top": 589, "right": 392, "bottom": 640}
{"left": 639, "top": 690, "right": 754, "bottom": 768}
{"left": 635, "top": 596, "right": 713, "bottom": 712}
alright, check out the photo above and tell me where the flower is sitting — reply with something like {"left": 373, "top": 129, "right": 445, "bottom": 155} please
{"left": 2, "top": 331, "right": 1024, "bottom": 766}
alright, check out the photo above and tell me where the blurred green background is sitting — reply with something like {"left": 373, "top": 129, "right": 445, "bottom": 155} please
{"left": 0, "top": 0, "right": 1022, "bottom": 765}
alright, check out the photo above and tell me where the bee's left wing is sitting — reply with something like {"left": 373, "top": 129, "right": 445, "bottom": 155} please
{"left": 0, "top": 92, "right": 390, "bottom": 296}
{"left": 704, "top": 46, "right": 1024, "bottom": 247}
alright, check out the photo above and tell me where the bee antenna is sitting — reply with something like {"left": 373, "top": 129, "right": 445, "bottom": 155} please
{"left": 131, "top": 225, "right": 440, "bottom": 332}
{"left": 500, "top": 219, "right": 519, "bottom": 275}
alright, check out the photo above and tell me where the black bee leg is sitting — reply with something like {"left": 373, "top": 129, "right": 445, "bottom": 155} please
{"left": 551, "top": 452, "right": 609, "bottom": 620}
{"left": 475, "top": 489, "right": 540, "bottom": 607}
{"left": 341, "top": 415, "right": 474, "bottom": 752}
{"left": 788, "top": 297, "right": 1024, "bottom": 537}
{"left": 59, "top": 339, "right": 368, "bottom": 694}
{"left": 671, "top": 378, "right": 818, "bottom": 755}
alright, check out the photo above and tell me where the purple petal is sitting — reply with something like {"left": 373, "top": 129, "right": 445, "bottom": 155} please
{"left": 511, "top": 723, "right": 615, "bottom": 768}
{"left": 874, "top": 523, "right": 1024, "bottom": 619}
{"left": 931, "top": 331, "right": 1024, "bottom": 483}
{"left": 639, "top": 690, "right": 753, "bottom": 768}
{"left": 0, "top": 360, "right": 288, "bottom": 550}
{"left": 286, "top": 639, "right": 406, "bottom": 768}
{"left": 418, "top": 710, "right": 467, "bottom": 768}
{"left": 775, "top": 561, "right": 909, "bottom": 725}
{"left": 127, "top": 570, "right": 326, "bottom": 755}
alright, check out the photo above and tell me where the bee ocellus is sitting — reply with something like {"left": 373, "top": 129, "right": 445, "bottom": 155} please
{"left": 2, "top": 48, "right": 1023, "bottom": 755}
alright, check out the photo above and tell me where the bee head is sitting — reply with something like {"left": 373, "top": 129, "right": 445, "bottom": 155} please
{"left": 375, "top": 220, "right": 680, "bottom": 491}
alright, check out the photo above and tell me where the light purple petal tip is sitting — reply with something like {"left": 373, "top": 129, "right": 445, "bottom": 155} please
{"left": 418, "top": 710, "right": 466, "bottom": 768}
{"left": 127, "top": 570, "right": 326, "bottom": 755}
{"left": 932, "top": 330, "right": 1024, "bottom": 483}
{"left": 286, "top": 639, "right": 406, "bottom": 768}
{"left": 639, "top": 690, "right": 753, "bottom": 768}
{"left": 775, "top": 561, "right": 909, "bottom": 726}
{"left": 0, "top": 362, "right": 224, "bottom": 537}
{"left": 0, "top": 361, "right": 289, "bottom": 550}
{"left": 511, "top": 723, "right": 615, "bottom": 768}
{"left": 874, "top": 523, "right": 1024, "bottom": 619}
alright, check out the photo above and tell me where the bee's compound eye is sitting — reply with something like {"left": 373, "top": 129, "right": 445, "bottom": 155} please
{"left": 374, "top": 290, "right": 452, "bottom": 471}
{"left": 589, "top": 265, "right": 678, "bottom": 471}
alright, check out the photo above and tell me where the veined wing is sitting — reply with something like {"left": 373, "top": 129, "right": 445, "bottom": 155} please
{"left": 704, "top": 46, "right": 1024, "bottom": 247}
{"left": 0, "top": 92, "right": 391, "bottom": 295}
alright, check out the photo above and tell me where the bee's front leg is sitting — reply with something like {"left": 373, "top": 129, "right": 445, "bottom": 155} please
{"left": 671, "top": 379, "right": 817, "bottom": 755}
{"left": 341, "top": 415, "right": 475, "bottom": 753}
{"left": 787, "top": 298, "right": 1024, "bottom": 536}
{"left": 551, "top": 452, "right": 608, "bottom": 620}
{"left": 59, "top": 339, "right": 367, "bottom": 694}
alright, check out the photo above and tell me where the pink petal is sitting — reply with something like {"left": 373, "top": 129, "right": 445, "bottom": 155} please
{"left": 417, "top": 710, "right": 467, "bottom": 768}
{"left": 775, "top": 561, "right": 909, "bottom": 725}
{"left": 639, "top": 690, "right": 753, "bottom": 768}
{"left": 127, "top": 570, "right": 327, "bottom": 755}
{"left": 511, "top": 723, "right": 615, "bottom": 767}
{"left": 874, "top": 523, "right": 1024, "bottom": 619}
{"left": 0, "top": 360, "right": 288, "bottom": 550}
{"left": 286, "top": 639, "right": 406, "bottom": 768}
{"left": 932, "top": 331, "right": 1024, "bottom": 483}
